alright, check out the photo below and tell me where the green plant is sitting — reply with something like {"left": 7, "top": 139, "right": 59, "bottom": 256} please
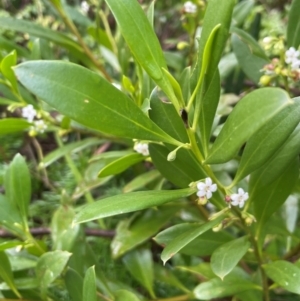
{"left": 0, "top": 0, "right": 300, "bottom": 300}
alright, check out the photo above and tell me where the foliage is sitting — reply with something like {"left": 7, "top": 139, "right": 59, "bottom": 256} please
{"left": 0, "top": 0, "right": 300, "bottom": 300}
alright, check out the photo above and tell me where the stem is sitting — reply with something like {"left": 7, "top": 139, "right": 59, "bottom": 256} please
{"left": 54, "top": 4, "right": 112, "bottom": 82}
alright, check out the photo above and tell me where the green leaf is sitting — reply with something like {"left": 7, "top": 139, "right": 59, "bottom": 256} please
{"left": 193, "top": 277, "right": 260, "bottom": 300}
{"left": 0, "top": 277, "right": 38, "bottom": 290}
{"left": 0, "top": 251, "right": 21, "bottom": 298}
{"left": 191, "top": 0, "right": 235, "bottom": 89}
{"left": 154, "top": 225, "right": 233, "bottom": 257}
{"left": 51, "top": 205, "right": 79, "bottom": 251}
{"left": 65, "top": 268, "right": 83, "bottom": 301}
{"left": 40, "top": 138, "right": 103, "bottom": 168}
{"left": 206, "top": 88, "right": 291, "bottom": 164}
{"left": 36, "top": 250, "right": 71, "bottom": 296}
{"left": 211, "top": 236, "right": 250, "bottom": 280}
{"left": 4, "top": 154, "right": 31, "bottom": 224}
{"left": 104, "top": 0, "right": 179, "bottom": 110}
{"left": 198, "top": 70, "right": 220, "bottom": 156}
{"left": 232, "top": 0, "right": 255, "bottom": 27}
{"left": 231, "top": 27, "right": 268, "bottom": 60}
{"left": 161, "top": 214, "right": 225, "bottom": 264}
{"left": 111, "top": 206, "right": 179, "bottom": 258}
{"left": 74, "top": 188, "right": 195, "bottom": 224}
{"left": 98, "top": 153, "right": 145, "bottom": 177}
{"left": 251, "top": 158, "right": 299, "bottom": 237}
{"left": 234, "top": 99, "right": 300, "bottom": 183}
{"left": 123, "top": 170, "right": 161, "bottom": 193}
{"left": 0, "top": 17, "right": 87, "bottom": 62}
{"left": 115, "top": 290, "right": 141, "bottom": 301}
{"left": 250, "top": 122, "right": 300, "bottom": 187}
{"left": 83, "top": 266, "right": 97, "bottom": 301}
{"left": 287, "top": 0, "right": 300, "bottom": 48}
{"left": 231, "top": 32, "right": 268, "bottom": 83}
{"left": 0, "top": 118, "right": 30, "bottom": 135}
{"left": 0, "top": 50, "right": 18, "bottom": 91}
{"left": 123, "top": 249, "right": 155, "bottom": 298}
{"left": 263, "top": 261, "right": 300, "bottom": 294}
{"left": 0, "top": 36, "right": 30, "bottom": 58}
{"left": 14, "top": 61, "right": 181, "bottom": 146}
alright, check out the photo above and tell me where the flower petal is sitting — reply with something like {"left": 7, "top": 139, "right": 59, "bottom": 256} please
{"left": 197, "top": 190, "right": 206, "bottom": 197}
{"left": 210, "top": 184, "right": 217, "bottom": 192}
{"left": 206, "top": 190, "right": 212, "bottom": 199}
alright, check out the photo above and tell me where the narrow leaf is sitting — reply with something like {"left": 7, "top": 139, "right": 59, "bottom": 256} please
{"left": 287, "top": 0, "right": 300, "bottom": 48}
{"left": 14, "top": 61, "right": 181, "bottom": 146}
{"left": 123, "top": 249, "right": 155, "bottom": 298}
{"left": 83, "top": 266, "right": 97, "bottom": 301}
{"left": 0, "top": 118, "right": 30, "bottom": 135}
{"left": 115, "top": 290, "right": 141, "bottom": 301}
{"left": 74, "top": 188, "right": 195, "bottom": 224}
{"left": 206, "top": 88, "right": 291, "bottom": 164}
{"left": 161, "top": 215, "right": 225, "bottom": 264}
{"left": 211, "top": 236, "right": 250, "bottom": 280}
{"left": 263, "top": 261, "right": 300, "bottom": 294}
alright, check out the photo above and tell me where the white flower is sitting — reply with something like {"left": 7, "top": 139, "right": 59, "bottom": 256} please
{"left": 32, "top": 120, "right": 47, "bottom": 134}
{"left": 291, "top": 59, "right": 300, "bottom": 70}
{"left": 231, "top": 188, "right": 249, "bottom": 208}
{"left": 81, "top": 1, "right": 89, "bottom": 13}
{"left": 183, "top": 1, "right": 197, "bottom": 14}
{"left": 285, "top": 47, "right": 300, "bottom": 64}
{"left": 196, "top": 177, "right": 217, "bottom": 200}
{"left": 134, "top": 143, "right": 149, "bottom": 156}
{"left": 22, "top": 104, "right": 36, "bottom": 122}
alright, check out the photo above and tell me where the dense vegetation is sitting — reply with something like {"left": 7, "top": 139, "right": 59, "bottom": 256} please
{"left": 0, "top": 0, "right": 300, "bottom": 300}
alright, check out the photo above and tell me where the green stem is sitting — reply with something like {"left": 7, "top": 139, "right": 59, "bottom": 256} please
{"left": 54, "top": 4, "right": 112, "bottom": 82}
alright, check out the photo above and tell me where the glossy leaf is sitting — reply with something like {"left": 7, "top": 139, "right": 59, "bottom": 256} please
{"left": 123, "top": 170, "right": 161, "bottom": 193}
{"left": 161, "top": 214, "right": 225, "bottom": 264}
{"left": 0, "top": 118, "right": 30, "bottom": 135}
{"left": 0, "top": 251, "right": 21, "bottom": 298}
{"left": 74, "top": 188, "right": 195, "bottom": 224}
{"left": 211, "top": 236, "right": 250, "bottom": 280}
{"left": 4, "top": 154, "right": 31, "bottom": 224}
{"left": 40, "top": 138, "right": 103, "bottom": 168}
{"left": 115, "top": 290, "right": 141, "bottom": 301}
{"left": 234, "top": 99, "right": 300, "bottom": 183}
{"left": 14, "top": 61, "right": 181, "bottom": 146}
{"left": 36, "top": 250, "right": 71, "bottom": 296}
{"left": 154, "top": 225, "right": 232, "bottom": 257}
{"left": 263, "top": 261, "right": 300, "bottom": 294}
{"left": 83, "top": 266, "right": 97, "bottom": 301}
{"left": 249, "top": 123, "right": 300, "bottom": 187}
{"left": 232, "top": 32, "right": 268, "bottom": 83}
{"left": 198, "top": 70, "right": 220, "bottom": 156}
{"left": 0, "top": 50, "right": 18, "bottom": 91}
{"left": 287, "top": 0, "right": 300, "bottom": 48}
{"left": 232, "top": 0, "right": 255, "bottom": 27}
{"left": 111, "top": 206, "right": 179, "bottom": 258}
{"left": 194, "top": 277, "right": 260, "bottom": 300}
{"left": 192, "top": 0, "right": 235, "bottom": 89}
{"left": 104, "top": 0, "right": 179, "bottom": 110}
{"left": 251, "top": 158, "right": 299, "bottom": 237}
{"left": 206, "top": 88, "right": 291, "bottom": 164}
{"left": 98, "top": 153, "right": 145, "bottom": 177}
{"left": 123, "top": 249, "right": 155, "bottom": 298}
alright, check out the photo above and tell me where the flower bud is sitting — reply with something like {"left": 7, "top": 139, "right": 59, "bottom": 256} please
{"left": 197, "top": 197, "right": 207, "bottom": 205}
{"left": 259, "top": 75, "right": 271, "bottom": 86}
{"left": 212, "top": 223, "right": 223, "bottom": 232}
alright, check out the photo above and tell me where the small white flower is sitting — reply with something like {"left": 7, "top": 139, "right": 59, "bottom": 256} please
{"left": 291, "top": 59, "right": 300, "bottom": 70}
{"left": 196, "top": 177, "right": 217, "bottom": 200}
{"left": 285, "top": 47, "right": 300, "bottom": 64}
{"left": 32, "top": 120, "right": 47, "bottom": 134}
{"left": 134, "top": 143, "right": 149, "bottom": 156}
{"left": 22, "top": 104, "right": 37, "bottom": 122}
{"left": 183, "top": 1, "right": 197, "bottom": 14}
{"left": 231, "top": 188, "right": 249, "bottom": 208}
{"left": 81, "top": 1, "right": 89, "bottom": 13}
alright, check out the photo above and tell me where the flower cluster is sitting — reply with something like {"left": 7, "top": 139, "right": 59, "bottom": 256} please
{"left": 80, "top": 1, "right": 89, "bottom": 13}
{"left": 133, "top": 142, "right": 149, "bottom": 156}
{"left": 285, "top": 47, "right": 300, "bottom": 71}
{"left": 22, "top": 104, "right": 47, "bottom": 135}
{"left": 183, "top": 1, "right": 197, "bottom": 14}
{"left": 196, "top": 178, "right": 249, "bottom": 209}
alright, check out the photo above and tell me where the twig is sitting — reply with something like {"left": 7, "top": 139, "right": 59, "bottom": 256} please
{"left": 0, "top": 227, "right": 115, "bottom": 238}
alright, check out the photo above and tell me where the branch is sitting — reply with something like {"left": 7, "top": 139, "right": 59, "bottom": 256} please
{"left": 0, "top": 227, "right": 115, "bottom": 238}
